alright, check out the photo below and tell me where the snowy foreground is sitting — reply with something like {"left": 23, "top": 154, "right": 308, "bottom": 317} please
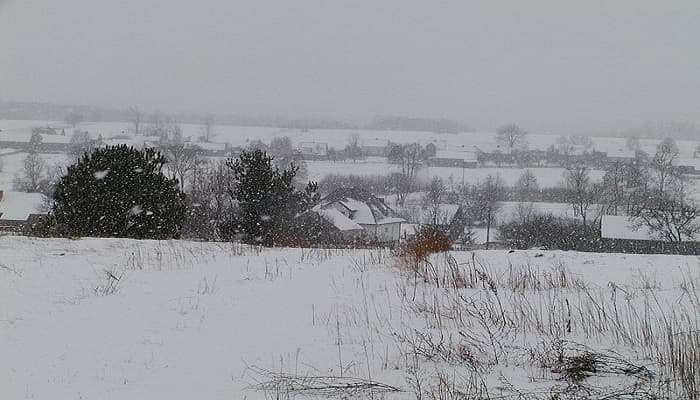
{"left": 1, "top": 237, "right": 699, "bottom": 399}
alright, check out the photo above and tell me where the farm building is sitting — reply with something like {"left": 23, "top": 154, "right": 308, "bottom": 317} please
{"left": 361, "top": 139, "right": 389, "bottom": 157}
{"left": 0, "top": 190, "right": 47, "bottom": 233}
{"left": 313, "top": 187, "right": 404, "bottom": 243}
{"left": 427, "top": 150, "right": 478, "bottom": 168}
{"left": 297, "top": 141, "right": 328, "bottom": 158}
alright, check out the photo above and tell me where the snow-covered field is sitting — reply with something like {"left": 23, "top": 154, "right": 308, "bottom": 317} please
{"left": 2, "top": 236, "right": 698, "bottom": 399}
{"left": 2, "top": 119, "right": 698, "bottom": 159}
{"left": 307, "top": 159, "right": 604, "bottom": 188}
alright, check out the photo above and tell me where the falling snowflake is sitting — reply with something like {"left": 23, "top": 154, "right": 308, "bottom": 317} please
{"left": 129, "top": 205, "right": 143, "bottom": 216}
{"left": 94, "top": 170, "right": 110, "bottom": 180}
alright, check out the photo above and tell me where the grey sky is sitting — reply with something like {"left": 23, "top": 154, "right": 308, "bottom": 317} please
{"left": 1, "top": 0, "right": 699, "bottom": 132}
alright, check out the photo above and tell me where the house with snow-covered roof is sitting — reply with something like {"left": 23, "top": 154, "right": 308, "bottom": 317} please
{"left": 0, "top": 190, "right": 47, "bottom": 232}
{"left": 313, "top": 187, "right": 405, "bottom": 243}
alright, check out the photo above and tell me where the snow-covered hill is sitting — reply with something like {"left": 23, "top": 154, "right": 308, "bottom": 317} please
{"left": 1, "top": 236, "right": 698, "bottom": 399}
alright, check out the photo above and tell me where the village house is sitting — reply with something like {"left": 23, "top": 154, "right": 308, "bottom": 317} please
{"left": 0, "top": 190, "right": 47, "bottom": 233}
{"left": 361, "top": 138, "right": 389, "bottom": 157}
{"left": 313, "top": 187, "right": 405, "bottom": 243}
{"left": 297, "top": 141, "right": 329, "bottom": 159}
{"left": 427, "top": 150, "right": 478, "bottom": 168}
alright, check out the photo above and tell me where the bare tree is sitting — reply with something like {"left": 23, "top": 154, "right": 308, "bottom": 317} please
{"left": 270, "top": 136, "right": 308, "bottom": 185}
{"left": 185, "top": 160, "right": 238, "bottom": 240}
{"left": 344, "top": 133, "right": 364, "bottom": 162}
{"left": 421, "top": 176, "right": 448, "bottom": 226}
{"left": 632, "top": 180, "right": 699, "bottom": 242}
{"left": 68, "top": 131, "right": 95, "bottom": 158}
{"left": 64, "top": 111, "right": 84, "bottom": 129}
{"left": 386, "top": 142, "right": 425, "bottom": 207}
{"left": 14, "top": 152, "right": 46, "bottom": 193}
{"left": 201, "top": 114, "right": 215, "bottom": 142}
{"left": 496, "top": 123, "right": 528, "bottom": 154}
{"left": 128, "top": 106, "right": 143, "bottom": 136}
{"left": 600, "top": 160, "right": 627, "bottom": 216}
{"left": 570, "top": 135, "right": 594, "bottom": 152}
{"left": 554, "top": 135, "right": 575, "bottom": 156}
{"left": 626, "top": 136, "right": 641, "bottom": 152}
{"left": 29, "top": 130, "right": 43, "bottom": 152}
{"left": 515, "top": 169, "right": 539, "bottom": 202}
{"left": 471, "top": 175, "right": 503, "bottom": 248}
{"left": 650, "top": 137, "right": 680, "bottom": 194}
{"left": 513, "top": 169, "right": 539, "bottom": 223}
{"left": 563, "top": 163, "right": 598, "bottom": 227}
{"left": 164, "top": 144, "right": 201, "bottom": 190}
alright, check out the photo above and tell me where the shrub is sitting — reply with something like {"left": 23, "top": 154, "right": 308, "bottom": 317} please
{"left": 52, "top": 145, "right": 187, "bottom": 239}
{"left": 401, "top": 226, "right": 453, "bottom": 263}
{"left": 499, "top": 214, "right": 602, "bottom": 251}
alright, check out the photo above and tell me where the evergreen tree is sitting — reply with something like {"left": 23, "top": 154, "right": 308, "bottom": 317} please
{"left": 52, "top": 145, "right": 187, "bottom": 239}
{"left": 228, "top": 149, "right": 318, "bottom": 246}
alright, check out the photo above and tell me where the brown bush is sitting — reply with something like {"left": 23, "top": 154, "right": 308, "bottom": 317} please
{"left": 401, "top": 226, "right": 452, "bottom": 263}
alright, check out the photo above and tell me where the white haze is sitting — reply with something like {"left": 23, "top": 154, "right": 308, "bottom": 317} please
{"left": 1, "top": 0, "right": 699, "bottom": 132}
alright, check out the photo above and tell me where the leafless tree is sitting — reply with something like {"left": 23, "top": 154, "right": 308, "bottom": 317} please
{"left": 64, "top": 111, "right": 84, "bottom": 129}
{"left": 164, "top": 144, "right": 201, "bottom": 190}
{"left": 515, "top": 169, "right": 539, "bottom": 201}
{"left": 128, "top": 106, "right": 143, "bottom": 136}
{"left": 185, "top": 160, "right": 238, "bottom": 240}
{"left": 564, "top": 163, "right": 599, "bottom": 227}
{"left": 496, "top": 123, "right": 528, "bottom": 154}
{"left": 632, "top": 181, "right": 699, "bottom": 242}
{"left": 626, "top": 136, "right": 641, "bottom": 152}
{"left": 650, "top": 137, "right": 679, "bottom": 194}
{"left": 68, "top": 130, "right": 94, "bottom": 158}
{"left": 421, "top": 176, "right": 448, "bottom": 226}
{"left": 344, "top": 133, "right": 364, "bottom": 162}
{"left": 14, "top": 152, "right": 46, "bottom": 193}
{"left": 513, "top": 169, "right": 539, "bottom": 223}
{"left": 386, "top": 142, "right": 426, "bottom": 206}
{"left": 269, "top": 136, "right": 308, "bottom": 185}
{"left": 389, "top": 172, "right": 412, "bottom": 208}
{"left": 471, "top": 175, "right": 503, "bottom": 248}
{"left": 600, "top": 161, "right": 627, "bottom": 216}
{"left": 201, "top": 114, "right": 215, "bottom": 142}
{"left": 554, "top": 135, "right": 575, "bottom": 155}
{"left": 570, "top": 135, "right": 594, "bottom": 152}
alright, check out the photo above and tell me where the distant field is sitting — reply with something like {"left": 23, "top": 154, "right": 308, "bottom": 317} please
{"left": 1, "top": 119, "right": 697, "bottom": 199}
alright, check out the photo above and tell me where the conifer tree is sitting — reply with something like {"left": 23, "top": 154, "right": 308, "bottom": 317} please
{"left": 52, "top": 145, "right": 187, "bottom": 239}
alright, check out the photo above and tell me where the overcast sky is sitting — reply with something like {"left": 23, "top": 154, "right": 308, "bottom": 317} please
{"left": 1, "top": 0, "right": 699, "bottom": 131}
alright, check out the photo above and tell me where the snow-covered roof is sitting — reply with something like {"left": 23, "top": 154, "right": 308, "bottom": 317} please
{"left": 377, "top": 217, "right": 405, "bottom": 225}
{"left": 0, "top": 131, "right": 70, "bottom": 144}
{"left": 0, "top": 191, "right": 45, "bottom": 221}
{"left": 601, "top": 215, "right": 699, "bottom": 241}
{"left": 432, "top": 150, "right": 477, "bottom": 161}
{"left": 192, "top": 142, "right": 227, "bottom": 151}
{"left": 320, "top": 187, "right": 404, "bottom": 226}
{"left": 315, "top": 208, "right": 363, "bottom": 231}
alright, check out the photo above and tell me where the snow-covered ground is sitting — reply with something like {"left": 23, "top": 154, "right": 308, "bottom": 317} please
{"left": 1, "top": 236, "right": 698, "bottom": 399}
{"left": 2, "top": 119, "right": 698, "bottom": 159}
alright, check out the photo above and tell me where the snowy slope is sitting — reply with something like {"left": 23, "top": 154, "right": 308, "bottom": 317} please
{"left": 1, "top": 237, "right": 699, "bottom": 399}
